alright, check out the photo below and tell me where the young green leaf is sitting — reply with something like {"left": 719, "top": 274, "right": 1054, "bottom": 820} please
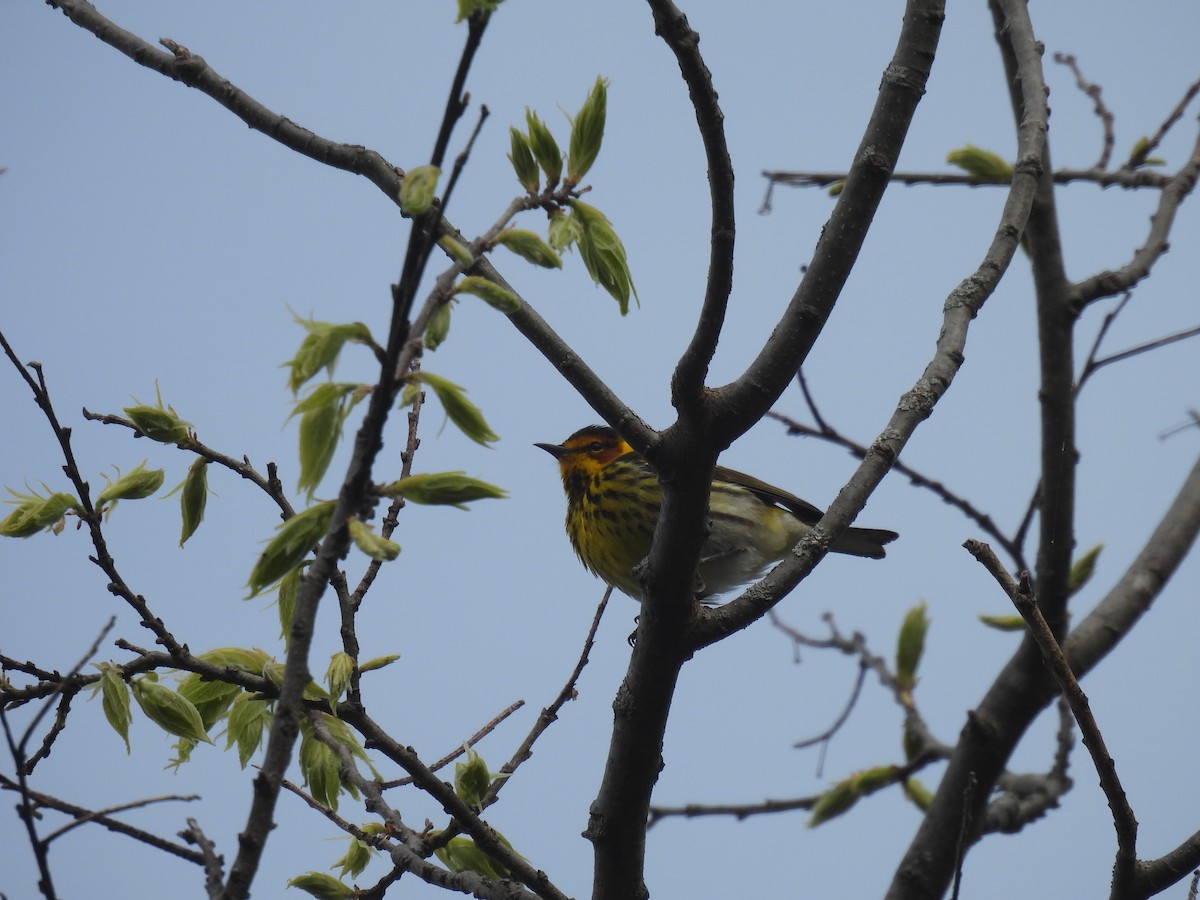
{"left": 434, "top": 836, "right": 510, "bottom": 880}
{"left": 284, "top": 315, "right": 376, "bottom": 395}
{"left": 347, "top": 518, "right": 400, "bottom": 562}
{"left": 326, "top": 652, "right": 355, "bottom": 705}
{"left": 383, "top": 472, "right": 507, "bottom": 509}
{"left": 547, "top": 207, "right": 584, "bottom": 253}
{"left": 0, "top": 487, "right": 78, "bottom": 538}
{"left": 278, "top": 567, "right": 302, "bottom": 640}
{"left": 286, "top": 872, "right": 355, "bottom": 900}
{"left": 330, "top": 836, "right": 376, "bottom": 880}
{"left": 1069, "top": 544, "right": 1104, "bottom": 595}
{"left": 124, "top": 384, "right": 192, "bottom": 445}
{"left": 568, "top": 76, "right": 608, "bottom": 183}
{"left": 525, "top": 108, "right": 562, "bottom": 184}
{"left": 226, "top": 695, "right": 271, "bottom": 768}
{"left": 97, "top": 462, "right": 165, "bottom": 507}
{"left": 571, "top": 200, "right": 638, "bottom": 314}
{"left": 895, "top": 602, "right": 929, "bottom": 696}
{"left": 299, "top": 725, "right": 343, "bottom": 811}
{"left": 174, "top": 457, "right": 210, "bottom": 546}
{"left": 247, "top": 501, "right": 336, "bottom": 596}
{"left": 978, "top": 613, "right": 1027, "bottom": 632}
{"left": 413, "top": 371, "right": 499, "bottom": 445}
{"left": 358, "top": 654, "right": 400, "bottom": 673}
{"left": 92, "top": 663, "right": 132, "bottom": 753}
{"left": 131, "top": 677, "right": 213, "bottom": 745}
{"left": 508, "top": 126, "right": 539, "bottom": 193}
{"left": 945, "top": 144, "right": 1013, "bottom": 181}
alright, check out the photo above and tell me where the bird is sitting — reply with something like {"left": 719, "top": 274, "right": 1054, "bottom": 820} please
{"left": 536, "top": 425, "right": 897, "bottom": 601}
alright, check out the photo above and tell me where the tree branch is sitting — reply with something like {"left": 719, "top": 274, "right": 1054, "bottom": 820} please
{"left": 645, "top": 0, "right": 736, "bottom": 415}
{"left": 964, "top": 542, "right": 1138, "bottom": 889}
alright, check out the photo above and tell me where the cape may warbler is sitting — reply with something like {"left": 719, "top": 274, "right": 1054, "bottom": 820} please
{"left": 537, "top": 425, "right": 897, "bottom": 601}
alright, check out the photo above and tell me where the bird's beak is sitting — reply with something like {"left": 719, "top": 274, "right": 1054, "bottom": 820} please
{"left": 534, "top": 442, "right": 568, "bottom": 459}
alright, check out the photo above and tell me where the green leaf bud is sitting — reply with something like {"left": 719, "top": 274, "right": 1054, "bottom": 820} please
{"left": 383, "top": 472, "right": 507, "bottom": 509}
{"left": 358, "top": 653, "right": 400, "bottom": 673}
{"left": 434, "top": 836, "right": 510, "bottom": 880}
{"left": 525, "top": 108, "right": 562, "bottom": 185}
{"left": 286, "top": 871, "right": 355, "bottom": 899}
{"left": 97, "top": 461, "right": 165, "bottom": 506}
{"left": 508, "top": 127, "right": 539, "bottom": 193}
{"left": 176, "top": 457, "right": 210, "bottom": 546}
{"left": 197, "top": 646, "right": 273, "bottom": 673}
{"left": 895, "top": 601, "right": 929, "bottom": 696}
{"left": 438, "top": 234, "right": 476, "bottom": 268}
{"left": 1068, "top": 543, "right": 1104, "bottom": 595}
{"left": 945, "top": 144, "right": 1013, "bottom": 182}
{"left": 131, "top": 677, "right": 213, "bottom": 745}
{"left": 0, "top": 487, "right": 78, "bottom": 538}
{"left": 904, "top": 777, "right": 934, "bottom": 811}
{"left": 827, "top": 180, "right": 845, "bottom": 197}
{"left": 413, "top": 372, "right": 499, "bottom": 445}
{"left": 297, "top": 396, "right": 342, "bottom": 499}
{"left": 497, "top": 229, "right": 562, "bottom": 269}
{"left": 454, "top": 0, "right": 503, "bottom": 24}
{"left": 454, "top": 747, "right": 492, "bottom": 808}
{"left": 568, "top": 76, "right": 608, "bottom": 183}
{"left": 123, "top": 403, "right": 192, "bottom": 445}
{"left": 570, "top": 200, "right": 638, "bottom": 314}
{"left": 399, "top": 164, "right": 440, "bottom": 215}
{"left": 452, "top": 275, "right": 521, "bottom": 313}
{"left": 978, "top": 613, "right": 1027, "bottom": 632}
{"left": 247, "top": 501, "right": 335, "bottom": 596}
{"left": 347, "top": 518, "right": 400, "bottom": 562}
{"left": 425, "top": 301, "right": 452, "bottom": 351}
{"left": 850, "top": 765, "right": 898, "bottom": 793}
{"left": 808, "top": 779, "right": 861, "bottom": 827}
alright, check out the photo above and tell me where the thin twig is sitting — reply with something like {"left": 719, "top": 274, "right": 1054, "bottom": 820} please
{"left": 769, "top": 410, "right": 1027, "bottom": 569}
{"left": 1122, "top": 75, "right": 1200, "bottom": 170}
{"left": 382, "top": 700, "right": 525, "bottom": 789}
{"left": 1053, "top": 53, "right": 1114, "bottom": 170}
{"left": 179, "top": 818, "right": 225, "bottom": 899}
{"left": 486, "top": 587, "right": 611, "bottom": 805}
{"left": 964, "top": 540, "right": 1139, "bottom": 891}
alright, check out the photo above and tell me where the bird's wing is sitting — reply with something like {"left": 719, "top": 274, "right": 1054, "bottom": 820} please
{"left": 713, "top": 465, "right": 825, "bottom": 525}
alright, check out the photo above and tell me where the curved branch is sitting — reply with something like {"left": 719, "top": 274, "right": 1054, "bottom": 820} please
{"left": 715, "top": 1, "right": 947, "bottom": 448}
{"left": 644, "top": 0, "right": 736, "bottom": 414}
{"left": 1072, "top": 129, "right": 1200, "bottom": 307}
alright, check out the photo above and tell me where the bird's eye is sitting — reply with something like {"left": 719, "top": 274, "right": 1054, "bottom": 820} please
{"left": 588, "top": 441, "right": 605, "bottom": 453}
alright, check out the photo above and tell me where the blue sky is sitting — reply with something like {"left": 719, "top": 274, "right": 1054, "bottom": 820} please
{"left": 3, "top": 2, "right": 1199, "bottom": 898}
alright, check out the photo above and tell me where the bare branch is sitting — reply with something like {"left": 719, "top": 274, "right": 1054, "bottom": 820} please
{"left": 1073, "top": 129, "right": 1200, "bottom": 307}
{"left": 1053, "top": 53, "right": 1115, "bottom": 170}
{"left": 645, "top": 0, "right": 736, "bottom": 415}
{"left": 768, "top": 410, "right": 1028, "bottom": 570}
{"left": 0, "top": 774, "right": 206, "bottom": 866}
{"left": 964, "top": 540, "right": 1137, "bottom": 887}
{"left": 1121, "top": 75, "right": 1200, "bottom": 170}
{"left": 179, "top": 818, "right": 225, "bottom": 899}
